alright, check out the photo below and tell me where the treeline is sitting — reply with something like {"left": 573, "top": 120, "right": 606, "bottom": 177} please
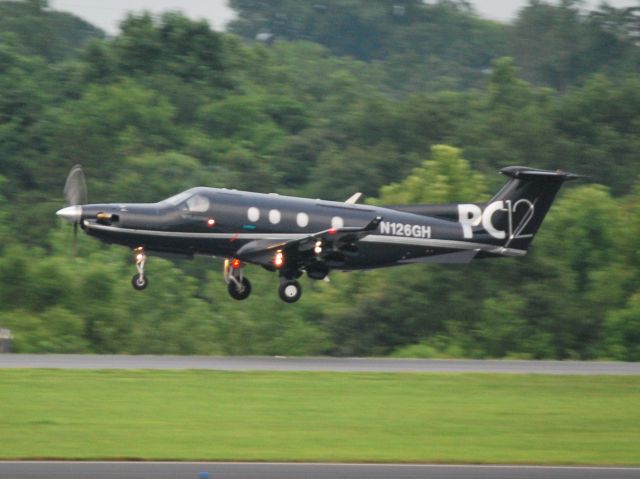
{"left": 229, "top": 0, "right": 640, "bottom": 91}
{"left": 0, "top": 0, "right": 639, "bottom": 359}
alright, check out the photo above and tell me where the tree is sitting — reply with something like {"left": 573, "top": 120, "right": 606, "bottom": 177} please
{"left": 525, "top": 184, "right": 624, "bottom": 358}
{"left": 604, "top": 293, "right": 640, "bottom": 361}
{"left": 0, "top": 0, "right": 103, "bottom": 62}
{"left": 114, "top": 12, "right": 227, "bottom": 86}
{"left": 375, "top": 144, "right": 486, "bottom": 204}
{"left": 553, "top": 75, "right": 640, "bottom": 194}
{"left": 0, "top": 176, "right": 8, "bottom": 246}
{"left": 511, "top": 0, "right": 638, "bottom": 89}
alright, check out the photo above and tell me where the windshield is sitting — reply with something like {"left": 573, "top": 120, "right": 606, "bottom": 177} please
{"left": 162, "top": 189, "right": 210, "bottom": 213}
{"left": 162, "top": 189, "right": 197, "bottom": 206}
{"left": 185, "top": 194, "right": 210, "bottom": 212}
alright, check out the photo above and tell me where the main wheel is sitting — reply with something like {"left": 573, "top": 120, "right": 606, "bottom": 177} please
{"left": 279, "top": 280, "right": 302, "bottom": 303}
{"left": 131, "top": 274, "right": 148, "bottom": 291}
{"left": 228, "top": 277, "right": 251, "bottom": 300}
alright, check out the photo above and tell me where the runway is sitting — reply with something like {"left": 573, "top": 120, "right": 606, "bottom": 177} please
{"left": 1, "top": 354, "right": 639, "bottom": 375}
{"left": 1, "top": 462, "right": 639, "bottom": 479}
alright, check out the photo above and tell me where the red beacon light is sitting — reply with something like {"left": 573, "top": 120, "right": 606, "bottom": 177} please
{"left": 231, "top": 258, "right": 242, "bottom": 269}
{"left": 274, "top": 250, "right": 285, "bottom": 269}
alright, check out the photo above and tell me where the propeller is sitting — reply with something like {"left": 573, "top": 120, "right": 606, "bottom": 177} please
{"left": 57, "top": 165, "right": 87, "bottom": 255}
{"left": 63, "top": 164, "right": 87, "bottom": 207}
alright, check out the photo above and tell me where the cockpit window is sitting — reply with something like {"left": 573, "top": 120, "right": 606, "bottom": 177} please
{"left": 162, "top": 190, "right": 211, "bottom": 213}
{"left": 186, "top": 194, "right": 210, "bottom": 213}
{"left": 163, "top": 190, "right": 194, "bottom": 206}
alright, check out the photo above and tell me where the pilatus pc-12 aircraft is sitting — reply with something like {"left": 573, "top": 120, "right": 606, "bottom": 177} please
{"left": 56, "top": 165, "right": 579, "bottom": 303}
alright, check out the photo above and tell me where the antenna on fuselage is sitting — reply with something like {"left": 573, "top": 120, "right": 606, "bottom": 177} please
{"left": 345, "top": 192, "right": 362, "bottom": 204}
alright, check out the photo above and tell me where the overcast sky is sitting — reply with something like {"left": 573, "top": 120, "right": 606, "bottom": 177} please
{"left": 52, "top": 0, "right": 639, "bottom": 35}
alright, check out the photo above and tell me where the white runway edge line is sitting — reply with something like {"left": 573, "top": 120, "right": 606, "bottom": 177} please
{"left": 1, "top": 355, "right": 640, "bottom": 375}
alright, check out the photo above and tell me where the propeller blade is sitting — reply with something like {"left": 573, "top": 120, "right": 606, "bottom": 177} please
{"left": 73, "top": 221, "right": 78, "bottom": 257}
{"left": 64, "top": 165, "right": 87, "bottom": 206}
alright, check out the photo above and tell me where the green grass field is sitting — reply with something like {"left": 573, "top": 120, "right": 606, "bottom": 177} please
{"left": 0, "top": 370, "right": 638, "bottom": 464}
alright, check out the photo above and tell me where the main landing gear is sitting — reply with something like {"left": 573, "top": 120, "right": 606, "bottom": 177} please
{"left": 279, "top": 278, "right": 302, "bottom": 303}
{"left": 131, "top": 247, "right": 148, "bottom": 290}
{"left": 223, "top": 257, "right": 303, "bottom": 303}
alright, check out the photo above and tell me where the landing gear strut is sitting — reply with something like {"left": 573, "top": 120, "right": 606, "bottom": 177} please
{"left": 224, "top": 258, "right": 251, "bottom": 300}
{"left": 131, "top": 247, "right": 148, "bottom": 290}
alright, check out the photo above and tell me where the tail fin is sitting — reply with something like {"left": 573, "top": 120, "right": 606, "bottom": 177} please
{"left": 458, "top": 166, "right": 581, "bottom": 253}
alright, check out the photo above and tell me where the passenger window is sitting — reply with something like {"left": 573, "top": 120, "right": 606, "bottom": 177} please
{"left": 186, "top": 194, "right": 210, "bottom": 213}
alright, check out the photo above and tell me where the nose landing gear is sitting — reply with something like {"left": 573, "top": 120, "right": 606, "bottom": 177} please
{"left": 131, "top": 247, "right": 148, "bottom": 290}
{"left": 224, "top": 258, "right": 252, "bottom": 300}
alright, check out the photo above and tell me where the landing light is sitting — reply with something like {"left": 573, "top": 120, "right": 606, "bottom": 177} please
{"left": 207, "top": 218, "right": 216, "bottom": 227}
{"left": 134, "top": 247, "right": 145, "bottom": 263}
{"left": 314, "top": 240, "right": 323, "bottom": 255}
{"left": 274, "top": 250, "right": 285, "bottom": 269}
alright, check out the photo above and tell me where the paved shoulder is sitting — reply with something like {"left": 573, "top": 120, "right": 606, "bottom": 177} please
{"left": 1, "top": 462, "right": 640, "bottom": 479}
{"left": 0, "top": 355, "right": 639, "bottom": 375}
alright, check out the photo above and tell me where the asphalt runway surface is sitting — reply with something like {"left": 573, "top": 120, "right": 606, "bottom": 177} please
{"left": 1, "top": 354, "right": 640, "bottom": 374}
{"left": 1, "top": 462, "right": 640, "bottom": 479}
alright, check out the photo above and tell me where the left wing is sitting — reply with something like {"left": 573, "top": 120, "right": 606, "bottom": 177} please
{"left": 236, "top": 216, "right": 382, "bottom": 268}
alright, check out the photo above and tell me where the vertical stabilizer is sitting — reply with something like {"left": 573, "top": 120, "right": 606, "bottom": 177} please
{"left": 457, "top": 167, "right": 581, "bottom": 252}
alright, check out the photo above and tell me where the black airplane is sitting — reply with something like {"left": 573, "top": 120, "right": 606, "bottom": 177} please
{"left": 56, "top": 165, "right": 579, "bottom": 303}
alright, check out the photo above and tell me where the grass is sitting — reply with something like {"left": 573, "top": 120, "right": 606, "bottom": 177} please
{"left": 0, "top": 370, "right": 639, "bottom": 464}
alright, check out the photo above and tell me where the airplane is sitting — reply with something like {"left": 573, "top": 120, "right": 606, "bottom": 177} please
{"left": 56, "top": 165, "right": 580, "bottom": 303}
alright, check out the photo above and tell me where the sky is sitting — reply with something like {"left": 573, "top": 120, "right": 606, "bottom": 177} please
{"left": 52, "top": 0, "right": 640, "bottom": 35}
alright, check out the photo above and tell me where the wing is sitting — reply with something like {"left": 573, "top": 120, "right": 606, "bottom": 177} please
{"left": 235, "top": 216, "right": 382, "bottom": 269}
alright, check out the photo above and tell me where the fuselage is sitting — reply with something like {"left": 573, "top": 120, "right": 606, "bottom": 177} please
{"left": 77, "top": 187, "right": 502, "bottom": 269}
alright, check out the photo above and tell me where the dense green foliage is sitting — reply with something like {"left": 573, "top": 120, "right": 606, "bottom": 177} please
{"left": 0, "top": 0, "right": 639, "bottom": 358}
{"left": 229, "top": 0, "right": 640, "bottom": 92}
{"left": 2, "top": 370, "right": 639, "bottom": 464}
{"left": 0, "top": 0, "right": 103, "bottom": 62}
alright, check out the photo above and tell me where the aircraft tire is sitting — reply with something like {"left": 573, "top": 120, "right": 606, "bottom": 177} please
{"left": 131, "top": 274, "right": 148, "bottom": 291}
{"left": 228, "top": 277, "right": 251, "bottom": 300}
{"left": 279, "top": 280, "right": 302, "bottom": 303}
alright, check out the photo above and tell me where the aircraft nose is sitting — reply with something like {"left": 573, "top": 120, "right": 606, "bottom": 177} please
{"left": 56, "top": 205, "right": 82, "bottom": 223}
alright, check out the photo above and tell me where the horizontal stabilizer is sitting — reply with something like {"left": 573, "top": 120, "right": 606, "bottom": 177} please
{"left": 500, "top": 166, "right": 582, "bottom": 181}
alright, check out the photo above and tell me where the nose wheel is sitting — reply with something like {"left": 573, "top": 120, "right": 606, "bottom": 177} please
{"left": 224, "top": 258, "right": 252, "bottom": 301}
{"left": 279, "top": 279, "right": 302, "bottom": 303}
{"left": 132, "top": 273, "right": 148, "bottom": 290}
{"left": 131, "top": 247, "right": 148, "bottom": 291}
